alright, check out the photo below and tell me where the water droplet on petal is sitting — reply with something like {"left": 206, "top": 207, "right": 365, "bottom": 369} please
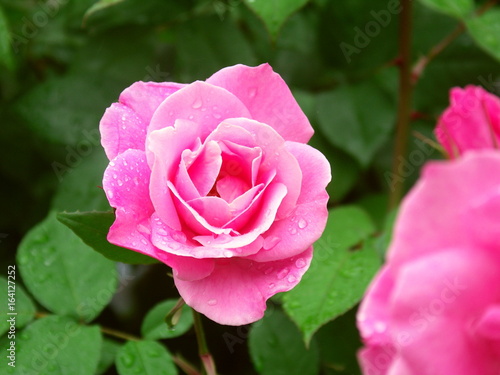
{"left": 248, "top": 87, "right": 257, "bottom": 98}
{"left": 192, "top": 98, "right": 203, "bottom": 109}
{"left": 157, "top": 228, "right": 168, "bottom": 236}
{"left": 263, "top": 236, "right": 281, "bottom": 250}
{"left": 298, "top": 218, "right": 308, "bottom": 229}
{"left": 223, "top": 250, "right": 233, "bottom": 258}
{"left": 268, "top": 283, "right": 275, "bottom": 289}
{"left": 277, "top": 268, "right": 289, "bottom": 280}
{"left": 107, "top": 190, "right": 114, "bottom": 199}
{"left": 287, "top": 274, "right": 297, "bottom": 283}
{"left": 287, "top": 225, "right": 298, "bottom": 235}
{"left": 213, "top": 113, "right": 221, "bottom": 120}
{"left": 188, "top": 115, "right": 194, "bottom": 120}
{"left": 264, "top": 266, "right": 274, "bottom": 275}
{"left": 295, "top": 258, "right": 306, "bottom": 269}
{"left": 117, "top": 179, "right": 123, "bottom": 186}
{"left": 168, "top": 242, "right": 181, "bottom": 250}
{"left": 207, "top": 299, "right": 217, "bottom": 306}
{"left": 172, "top": 231, "right": 187, "bottom": 243}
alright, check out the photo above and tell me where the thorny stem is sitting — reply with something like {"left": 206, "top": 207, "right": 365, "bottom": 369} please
{"left": 390, "top": 0, "right": 498, "bottom": 208}
{"left": 192, "top": 310, "right": 217, "bottom": 375}
{"left": 389, "top": 0, "right": 414, "bottom": 209}
{"left": 412, "top": 0, "right": 499, "bottom": 80}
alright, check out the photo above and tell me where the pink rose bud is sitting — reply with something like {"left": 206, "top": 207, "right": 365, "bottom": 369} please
{"left": 357, "top": 150, "right": 500, "bottom": 375}
{"left": 435, "top": 85, "right": 500, "bottom": 158}
{"left": 99, "top": 64, "right": 331, "bottom": 325}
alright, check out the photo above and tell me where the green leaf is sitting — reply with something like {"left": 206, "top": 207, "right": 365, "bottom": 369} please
{"left": 467, "top": 9, "right": 500, "bottom": 62}
{"left": 283, "top": 206, "right": 381, "bottom": 343}
{"left": 1, "top": 315, "right": 101, "bottom": 375}
{"left": 0, "top": 5, "right": 14, "bottom": 70}
{"left": 17, "top": 212, "right": 118, "bottom": 322}
{"left": 0, "top": 276, "right": 36, "bottom": 336}
{"left": 419, "top": 0, "right": 474, "bottom": 19}
{"left": 244, "top": 0, "right": 310, "bottom": 39}
{"left": 316, "top": 73, "right": 397, "bottom": 166}
{"left": 15, "top": 74, "right": 119, "bottom": 146}
{"left": 116, "top": 340, "right": 178, "bottom": 375}
{"left": 141, "top": 299, "right": 193, "bottom": 340}
{"left": 51, "top": 150, "right": 110, "bottom": 211}
{"left": 249, "top": 310, "right": 320, "bottom": 375}
{"left": 97, "top": 338, "right": 121, "bottom": 375}
{"left": 83, "top": 0, "right": 126, "bottom": 24}
{"left": 57, "top": 211, "right": 158, "bottom": 264}
{"left": 174, "top": 16, "right": 256, "bottom": 82}
{"left": 315, "top": 308, "right": 362, "bottom": 375}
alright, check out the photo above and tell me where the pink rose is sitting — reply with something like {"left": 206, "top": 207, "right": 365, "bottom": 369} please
{"left": 100, "top": 64, "right": 331, "bottom": 325}
{"left": 435, "top": 85, "right": 500, "bottom": 158}
{"left": 357, "top": 151, "right": 500, "bottom": 375}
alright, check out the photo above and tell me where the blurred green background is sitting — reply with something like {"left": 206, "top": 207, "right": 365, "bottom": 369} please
{"left": 1, "top": 0, "right": 499, "bottom": 374}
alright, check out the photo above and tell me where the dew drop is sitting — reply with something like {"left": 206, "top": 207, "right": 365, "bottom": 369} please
{"left": 156, "top": 228, "right": 168, "bottom": 236}
{"left": 287, "top": 274, "right": 297, "bottom": 283}
{"left": 172, "top": 231, "right": 187, "bottom": 243}
{"left": 123, "top": 160, "right": 128, "bottom": 166}
{"left": 223, "top": 250, "right": 233, "bottom": 258}
{"left": 121, "top": 353, "right": 135, "bottom": 367}
{"left": 117, "top": 179, "right": 123, "bottom": 186}
{"left": 113, "top": 173, "right": 118, "bottom": 179}
{"left": 248, "top": 87, "right": 257, "bottom": 98}
{"left": 264, "top": 266, "right": 274, "bottom": 275}
{"left": 295, "top": 258, "right": 306, "bottom": 269}
{"left": 147, "top": 348, "right": 160, "bottom": 358}
{"left": 213, "top": 113, "right": 222, "bottom": 120}
{"left": 107, "top": 190, "right": 114, "bottom": 199}
{"left": 298, "top": 218, "right": 308, "bottom": 229}
{"left": 110, "top": 161, "right": 116, "bottom": 167}
{"left": 277, "top": 268, "right": 289, "bottom": 280}
{"left": 168, "top": 242, "right": 181, "bottom": 250}
{"left": 263, "top": 236, "right": 281, "bottom": 250}
{"left": 192, "top": 98, "right": 203, "bottom": 109}
{"left": 207, "top": 299, "right": 217, "bottom": 306}
{"left": 268, "top": 283, "right": 275, "bottom": 289}
{"left": 287, "top": 225, "right": 298, "bottom": 235}
{"left": 188, "top": 115, "right": 194, "bottom": 120}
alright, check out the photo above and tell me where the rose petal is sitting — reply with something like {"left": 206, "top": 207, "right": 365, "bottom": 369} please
{"left": 221, "top": 118, "right": 303, "bottom": 219}
{"left": 150, "top": 213, "right": 262, "bottom": 259}
{"left": 475, "top": 305, "right": 500, "bottom": 341}
{"left": 188, "top": 196, "right": 232, "bottom": 228}
{"left": 147, "top": 81, "right": 251, "bottom": 141}
{"left": 193, "top": 182, "right": 288, "bottom": 250}
{"left": 357, "top": 266, "right": 395, "bottom": 346}
{"left": 206, "top": 63, "right": 314, "bottom": 143}
{"left": 174, "top": 247, "right": 313, "bottom": 325}
{"left": 435, "top": 86, "right": 500, "bottom": 157}
{"left": 358, "top": 345, "right": 395, "bottom": 375}
{"left": 187, "top": 140, "right": 222, "bottom": 196}
{"left": 103, "top": 149, "right": 157, "bottom": 259}
{"left": 248, "top": 142, "right": 330, "bottom": 262}
{"left": 100, "top": 81, "right": 185, "bottom": 160}
{"left": 390, "top": 250, "right": 500, "bottom": 375}
{"left": 147, "top": 119, "right": 202, "bottom": 231}
{"left": 387, "top": 150, "right": 500, "bottom": 267}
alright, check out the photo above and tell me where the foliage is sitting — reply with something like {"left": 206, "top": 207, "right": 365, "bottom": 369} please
{"left": 1, "top": 0, "right": 499, "bottom": 373}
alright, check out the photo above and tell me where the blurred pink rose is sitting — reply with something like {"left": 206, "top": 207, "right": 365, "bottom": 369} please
{"left": 357, "top": 151, "right": 500, "bottom": 375}
{"left": 100, "top": 64, "right": 331, "bottom": 325}
{"left": 435, "top": 85, "right": 500, "bottom": 158}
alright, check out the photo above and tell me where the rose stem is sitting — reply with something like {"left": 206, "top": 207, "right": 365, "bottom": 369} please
{"left": 412, "top": 0, "right": 498, "bottom": 80}
{"left": 192, "top": 310, "right": 217, "bottom": 375}
{"left": 389, "top": 0, "right": 414, "bottom": 209}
